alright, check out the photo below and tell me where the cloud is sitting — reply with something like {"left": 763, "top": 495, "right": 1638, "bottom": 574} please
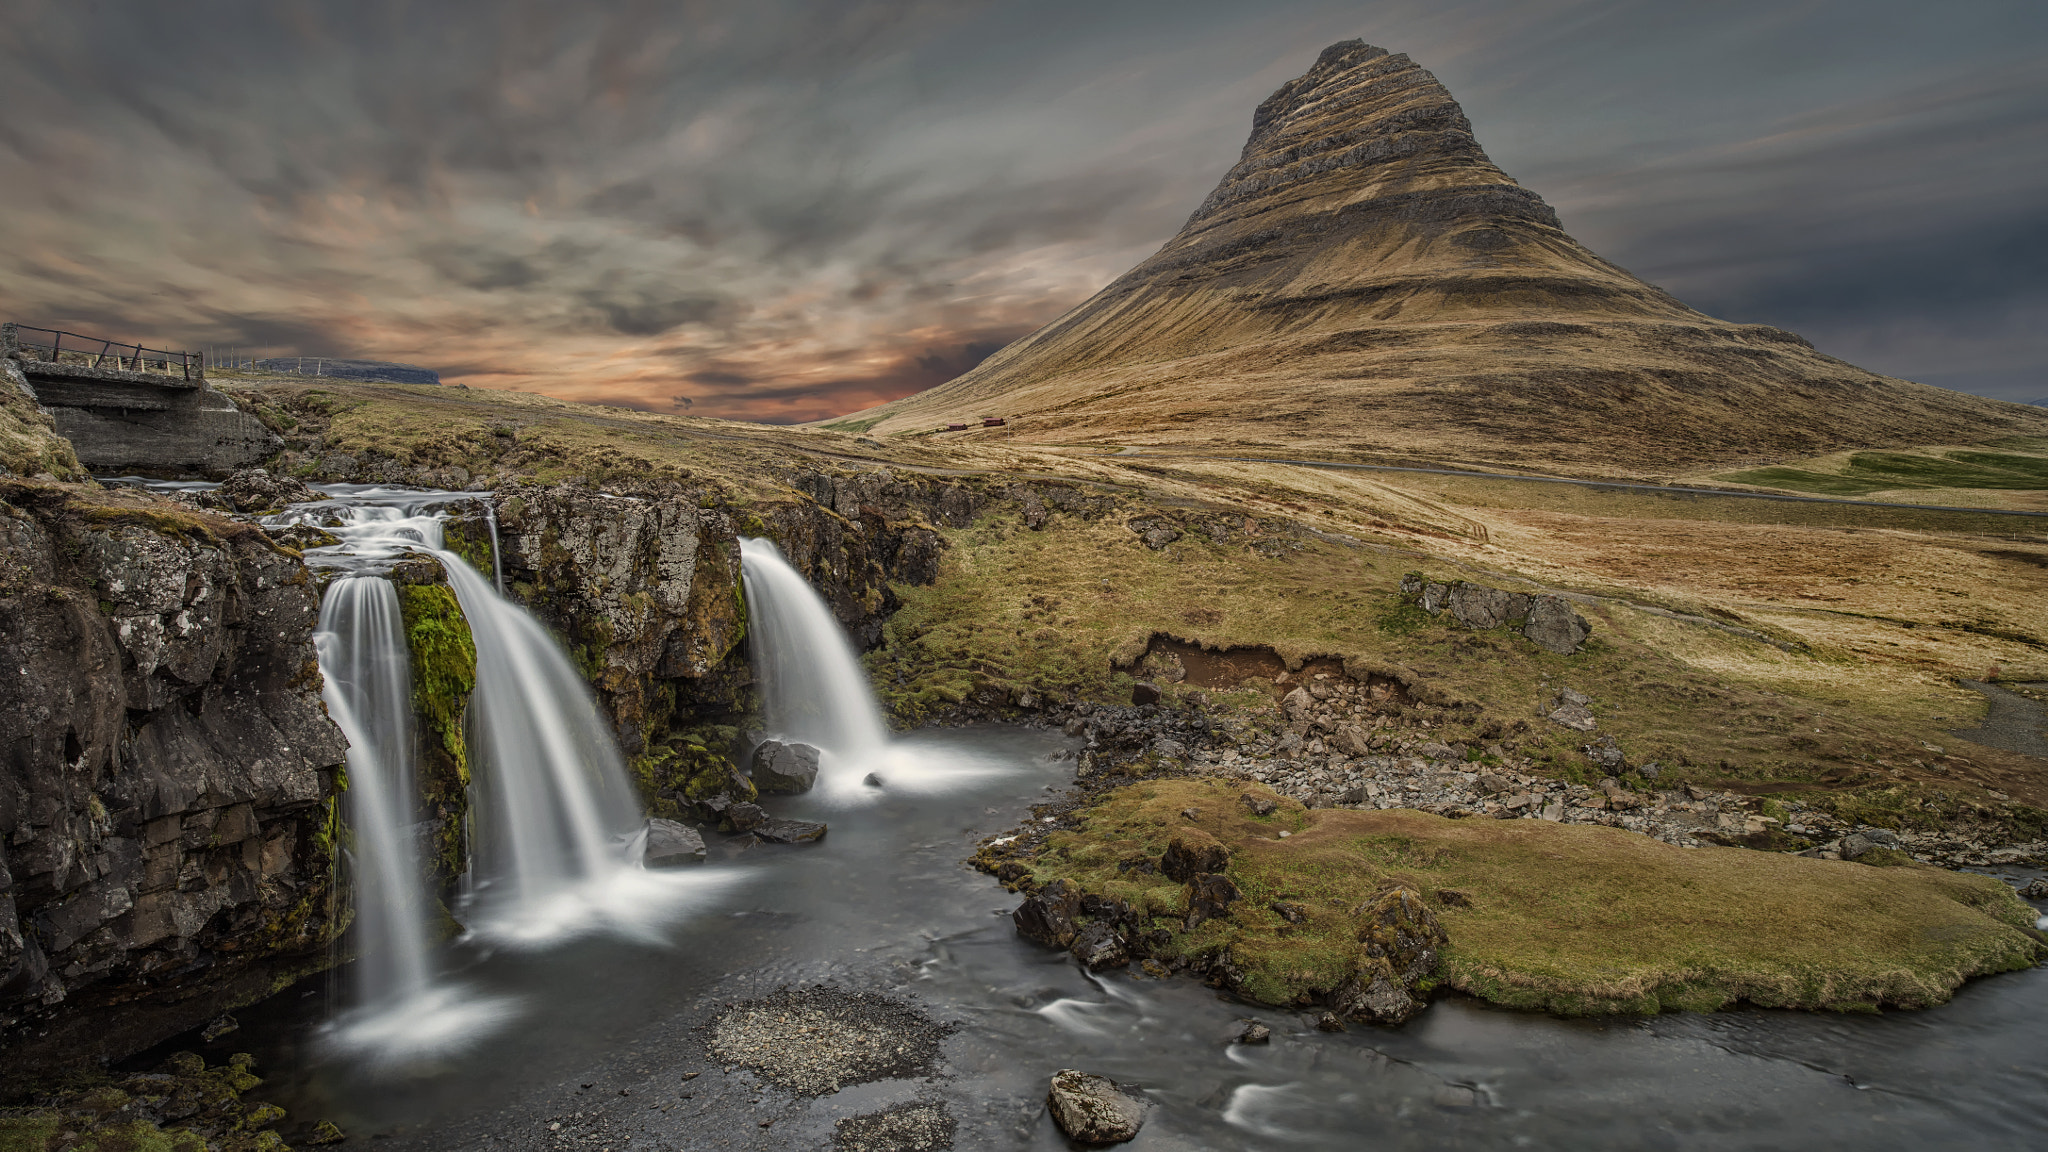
{"left": 0, "top": 0, "right": 2040, "bottom": 419}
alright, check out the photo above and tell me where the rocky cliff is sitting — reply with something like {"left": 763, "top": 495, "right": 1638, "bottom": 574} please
{"left": 0, "top": 481, "right": 346, "bottom": 1082}
{"left": 849, "top": 41, "right": 2048, "bottom": 475}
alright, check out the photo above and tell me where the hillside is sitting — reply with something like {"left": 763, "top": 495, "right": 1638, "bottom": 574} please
{"left": 839, "top": 41, "right": 2048, "bottom": 478}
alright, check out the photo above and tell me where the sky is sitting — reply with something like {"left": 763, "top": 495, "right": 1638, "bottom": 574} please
{"left": 2, "top": 0, "right": 2042, "bottom": 421}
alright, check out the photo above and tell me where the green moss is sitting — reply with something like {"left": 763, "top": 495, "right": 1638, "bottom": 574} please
{"left": 396, "top": 583, "right": 476, "bottom": 889}
{"left": 1010, "top": 778, "right": 2046, "bottom": 1017}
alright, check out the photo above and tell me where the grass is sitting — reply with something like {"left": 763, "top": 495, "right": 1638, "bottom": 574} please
{"left": 1020, "top": 778, "right": 2046, "bottom": 1014}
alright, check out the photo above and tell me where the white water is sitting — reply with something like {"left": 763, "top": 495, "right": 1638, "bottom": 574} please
{"left": 316, "top": 578, "right": 432, "bottom": 1009}
{"left": 737, "top": 537, "right": 1011, "bottom": 799}
{"left": 270, "top": 486, "right": 738, "bottom": 1062}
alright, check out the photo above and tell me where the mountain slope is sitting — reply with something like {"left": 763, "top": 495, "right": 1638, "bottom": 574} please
{"left": 842, "top": 41, "right": 2048, "bottom": 476}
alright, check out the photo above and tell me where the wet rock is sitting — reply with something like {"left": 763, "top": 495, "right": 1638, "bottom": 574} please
{"left": 1071, "top": 921, "right": 1131, "bottom": 970}
{"left": 1015, "top": 880, "right": 1082, "bottom": 948}
{"left": 751, "top": 739, "right": 822, "bottom": 794}
{"left": 645, "top": 818, "right": 707, "bottom": 864}
{"left": 1316, "top": 1011, "right": 1347, "bottom": 1032}
{"left": 1132, "top": 681, "right": 1161, "bottom": 705}
{"left": 200, "top": 467, "right": 327, "bottom": 514}
{"left": 754, "top": 818, "right": 828, "bottom": 844}
{"left": 1236, "top": 1021, "right": 1272, "bottom": 1044}
{"left": 1160, "top": 835, "right": 1230, "bottom": 882}
{"left": 863, "top": 772, "right": 884, "bottom": 788}
{"left": 1046, "top": 1069, "right": 1147, "bottom": 1144}
{"left": 724, "top": 802, "right": 768, "bottom": 832}
{"left": 1524, "top": 596, "right": 1592, "bottom": 655}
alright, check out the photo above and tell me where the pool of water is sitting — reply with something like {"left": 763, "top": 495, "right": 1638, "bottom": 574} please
{"left": 188, "top": 726, "right": 2048, "bottom": 1150}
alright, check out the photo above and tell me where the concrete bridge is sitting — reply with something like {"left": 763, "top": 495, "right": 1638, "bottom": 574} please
{"left": 2, "top": 323, "right": 278, "bottom": 476}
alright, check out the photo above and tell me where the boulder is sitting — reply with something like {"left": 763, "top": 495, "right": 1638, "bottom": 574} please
{"left": 1131, "top": 681, "right": 1161, "bottom": 705}
{"left": 1420, "top": 582, "right": 1449, "bottom": 614}
{"left": 201, "top": 467, "right": 327, "bottom": 514}
{"left": 1046, "top": 1070, "right": 1147, "bottom": 1144}
{"left": 1070, "top": 921, "right": 1130, "bottom": 970}
{"left": 1160, "top": 836, "right": 1229, "bottom": 883}
{"left": 753, "top": 818, "right": 827, "bottom": 844}
{"left": 1240, "top": 793, "right": 1277, "bottom": 817}
{"left": 1446, "top": 582, "right": 1533, "bottom": 630}
{"left": 1281, "top": 686, "right": 1313, "bottom": 719}
{"left": 1014, "top": 880, "right": 1082, "bottom": 948}
{"left": 1582, "top": 735, "right": 1626, "bottom": 771}
{"left": 644, "top": 819, "right": 707, "bottom": 865}
{"left": 724, "top": 802, "right": 768, "bottom": 832}
{"left": 1236, "top": 1021, "right": 1271, "bottom": 1044}
{"left": 1523, "top": 596, "right": 1592, "bottom": 655}
{"left": 1328, "top": 726, "right": 1374, "bottom": 757}
{"left": 750, "top": 740, "right": 821, "bottom": 794}
{"left": 1331, "top": 886, "right": 1447, "bottom": 1025}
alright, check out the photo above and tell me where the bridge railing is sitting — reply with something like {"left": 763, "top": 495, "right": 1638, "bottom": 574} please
{"left": 2, "top": 322, "right": 203, "bottom": 381}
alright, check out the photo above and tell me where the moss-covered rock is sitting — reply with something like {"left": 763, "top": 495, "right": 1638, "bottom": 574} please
{"left": 994, "top": 778, "right": 2046, "bottom": 1019}
{"left": 0, "top": 1051, "right": 297, "bottom": 1152}
{"left": 395, "top": 580, "right": 476, "bottom": 895}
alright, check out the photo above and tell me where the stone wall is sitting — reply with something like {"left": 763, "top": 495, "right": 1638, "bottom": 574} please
{"left": 0, "top": 481, "right": 347, "bottom": 1081}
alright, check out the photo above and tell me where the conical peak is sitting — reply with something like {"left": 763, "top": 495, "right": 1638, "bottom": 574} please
{"left": 1190, "top": 41, "right": 1511, "bottom": 230}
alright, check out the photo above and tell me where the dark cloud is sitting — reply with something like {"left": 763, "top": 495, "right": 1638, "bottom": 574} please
{"left": 0, "top": 0, "right": 2041, "bottom": 417}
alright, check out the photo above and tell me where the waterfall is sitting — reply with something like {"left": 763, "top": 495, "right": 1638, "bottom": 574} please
{"left": 270, "top": 484, "right": 739, "bottom": 1062}
{"left": 739, "top": 538, "right": 890, "bottom": 770}
{"left": 316, "top": 577, "right": 432, "bottom": 1012}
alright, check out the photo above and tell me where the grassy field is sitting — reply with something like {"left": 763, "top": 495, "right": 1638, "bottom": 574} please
{"left": 1012, "top": 778, "right": 2044, "bottom": 1014}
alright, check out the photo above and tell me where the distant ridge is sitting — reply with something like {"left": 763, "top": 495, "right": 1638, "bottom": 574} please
{"left": 253, "top": 357, "right": 440, "bottom": 386}
{"left": 841, "top": 41, "right": 2048, "bottom": 475}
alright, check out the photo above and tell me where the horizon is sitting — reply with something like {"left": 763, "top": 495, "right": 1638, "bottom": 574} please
{"left": 2, "top": 0, "right": 2042, "bottom": 422}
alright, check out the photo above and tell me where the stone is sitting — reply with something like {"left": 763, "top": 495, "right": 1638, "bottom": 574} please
{"left": 1140, "top": 527, "right": 1181, "bottom": 550}
{"left": 1282, "top": 686, "right": 1313, "bottom": 718}
{"left": 2018, "top": 879, "right": 2048, "bottom": 900}
{"left": 724, "top": 802, "right": 768, "bottom": 832}
{"left": 1549, "top": 703, "right": 1597, "bottom": 732}
{"left": 645, "top": 818, "right": 707, "bottom": 865}
{"left": 1332, "top": 886, "right": 1447, "bottom": 1025}
{"left": 1420, "top": 582, "right": 1449, "bottom": 614}
{"left": 1151, "top": 736, "right": 1187, "bottom": 758}
{"left": 1270, "top": 901, "right": 1309, "bottom": 924}
{"left": 1014, "top": 881, "right": 1082, "bottom": 948}
{"left": 1160, "top": 836, "right": 1229, "bottom": 883}
{"left": 863, "top": 772, "right": 884, "bottom": 788}
{"left": 1524, "top": 596, "right": 1593, "bottom": 655}
{"left": 1329, "top": 725, "right": 1374, "bottom": 757}
{"left": 1445, "top": 582, "right": 1533, "bottom": 630}
{"left": 1240, "top": 793, "right": 1277, "bottom": 817}
{"left": 1582, "top": 735, "right": 1626, "bottom": 771}
{"left": 1474, "top": 772, "right": 1510, "bottom": 795}
{"left": 1063, "top": 717, "right": 1088, "bottom": 737}
{"left": 753, "top": 818, "right": 827, "bottom": 844}
{"left": 1131, "top": 681, "right": 1162, "bottom": 705}
{"left": 1436, "top": 889, "right": 1472, "bottom": 908}
{"left": 1416, "top": 741, "right": 1459, "bottom": 762}
{"left": 201, "top": 467, "right": 326, "bottom": 514}
{"left": 1070, "top": 921, "right": 1130, "bottom": 970}
{"left": 1236, "top": 1021, "right": 1272, "bottom": 1044}
{"left": 750, "top": 740, "right": 822, "bottom": 794}
{"left": 1046, "top": 1069, "right": 1147, "bottom": 1144}
{"left": 1840, "top": 830, "right": 1905, "bottom": 863}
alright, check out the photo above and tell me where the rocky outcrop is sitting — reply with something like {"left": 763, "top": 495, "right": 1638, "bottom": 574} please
{"left": 0, "top": 358, "right": 87, "bottom": 482}
{"left": 0, "top": 481, "right": 346, "bottom": 1079}
{"left": 1401, "top": 572, "right": 1592, "bottom": 655}
{"left": 850, "top": 41, "right": 2048, "bottom": 474}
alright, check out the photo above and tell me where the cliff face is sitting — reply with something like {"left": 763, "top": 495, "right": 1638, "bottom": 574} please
{"left": 0, "top": 482, "right": 346, "bottom": 1077}
{"left": 852, "top": 41, "right": 2048, "bottom": 475}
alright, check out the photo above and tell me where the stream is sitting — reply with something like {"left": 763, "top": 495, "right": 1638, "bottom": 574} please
{"left": 162, "top": 723, "right": 2046, "bottom": 1150}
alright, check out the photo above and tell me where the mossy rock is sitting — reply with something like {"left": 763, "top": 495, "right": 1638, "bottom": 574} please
{"left": 396, "top": 582, "right": 476, "bottom": 890}
{"left": 1024, "top": 778, "right": 2046, "bottom": 1017}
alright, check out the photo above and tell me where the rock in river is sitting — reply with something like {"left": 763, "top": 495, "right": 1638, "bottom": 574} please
{"left": 751, "top": 739, "right": 822, "bottom": 793}
{"left": 753, "top": 817, "right": 828, "bottom": 844}
{"left": 1047, "top": 1069, "right": 1147, "bottom": 1144}
{"left": 644, "top": 818, "right": 706, "bottom": 865}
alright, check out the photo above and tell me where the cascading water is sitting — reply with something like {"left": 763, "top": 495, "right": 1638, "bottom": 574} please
{"left": 269, "top": 485, "right": 738, "bottom": 1060}
{"left": 738, "top": 537, "right": 1009, "bottom": 797}
{"left": 316, "top": 578, "right": 432, "bottom": 1013}
{"left": 739, "top": 538, "right": 890, "bottom": 768}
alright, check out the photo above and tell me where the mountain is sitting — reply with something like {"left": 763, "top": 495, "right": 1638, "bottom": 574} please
{"left": 841, "top": 41, "right": 2048, "bottom": 475}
